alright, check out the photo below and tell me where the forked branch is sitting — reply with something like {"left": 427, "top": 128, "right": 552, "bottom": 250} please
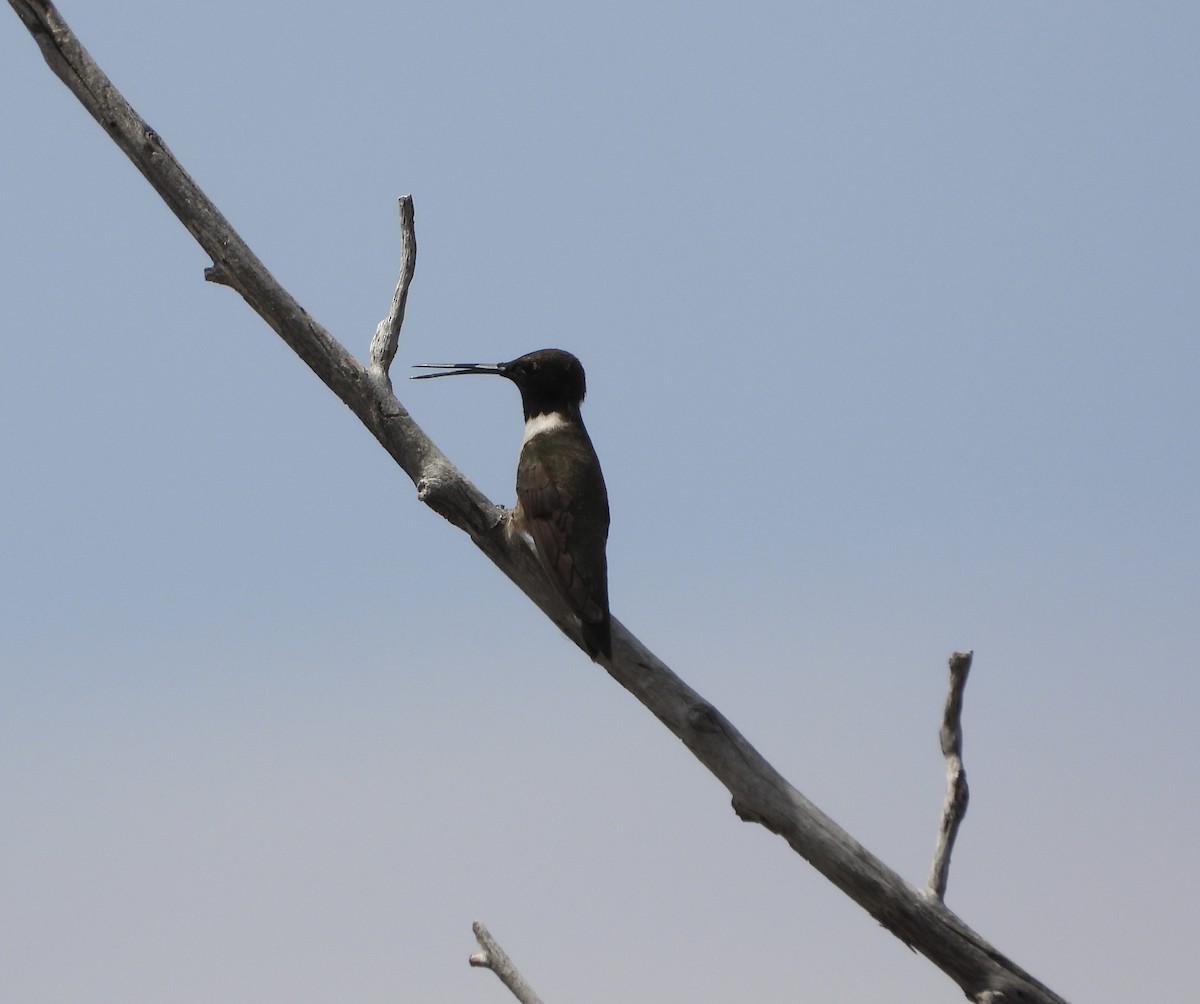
{"left": 9, "top": 3, "right": 1069, "bottom": 1001}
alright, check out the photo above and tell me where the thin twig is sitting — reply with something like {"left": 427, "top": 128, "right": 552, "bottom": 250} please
{"left": 469, "top": 922, "right": 545, "bottom": 1004}
{"left": 927, "top": 650, "right": 973, "bottom": 900}
{"left": 369, "top": 195, "right": 417, "bottom": 390}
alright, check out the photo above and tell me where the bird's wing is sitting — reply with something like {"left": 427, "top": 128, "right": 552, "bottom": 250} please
{"left": 518, "top": 458, "right": 609, "bottom": 623}
{"left": 516, "top": 431, "right": 609, "bottom": 628}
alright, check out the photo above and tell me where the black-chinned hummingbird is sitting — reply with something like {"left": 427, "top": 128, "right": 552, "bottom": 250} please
{"left": 413, "top": 349, "right": 612, "bottom": 660}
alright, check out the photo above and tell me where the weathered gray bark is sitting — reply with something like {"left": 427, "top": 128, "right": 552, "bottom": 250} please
{"left": 469, "top": 922, "right": 545, "bottom": 1004}
{"left": 928, "top": 651, "right": 973, "bottom": 900}
{"left": 9, "top": 3, "right": 1070, "bottom": 1001}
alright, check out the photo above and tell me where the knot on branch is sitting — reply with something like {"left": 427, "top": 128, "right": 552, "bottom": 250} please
{"left": 416, "top": 466, "right": 460, "bottom": 520}
{"left": 686, "top": 700, "right": 724, "bottom": 735}
{"left": 730, "top": 797, "right": 769, "bottom": 827}
{"left": 416, "top": 465, "right": 505, "bottom": 540}
{"left": 142, "top": 124, "right": 163, "bottom": 153}
{"left": 204, "top": 261, "right": 234, "bottom": 287}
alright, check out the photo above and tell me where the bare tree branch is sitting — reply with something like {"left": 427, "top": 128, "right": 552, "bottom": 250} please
{"left": 928, "top": 651, "right": 973, "bottom": 900}
{"left": 8, "top": 3, "right": 1071, "bottom": 1001}
{"left": 469, "top": 922, "right": 545, "bottom": 1004}
{"left": 369, "top": 195, "right": 417, "bottom": 390}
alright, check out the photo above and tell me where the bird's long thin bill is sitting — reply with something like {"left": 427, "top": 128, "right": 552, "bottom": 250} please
{"left": 410, "top": 363, "right": 504, "bottom": 380}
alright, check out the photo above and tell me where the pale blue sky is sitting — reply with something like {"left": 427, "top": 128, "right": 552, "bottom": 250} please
{"left": 2, "top": 3, "right": 1197, "bottom": 1002}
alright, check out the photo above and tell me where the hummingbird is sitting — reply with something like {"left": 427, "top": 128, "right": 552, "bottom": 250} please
{"left": 413, "top": 349, "right": 612, "bottom": 660}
